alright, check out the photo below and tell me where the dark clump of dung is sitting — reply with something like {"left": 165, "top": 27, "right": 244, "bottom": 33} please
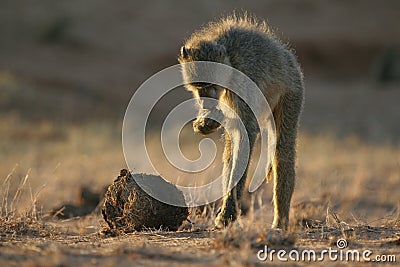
{"left": 102, "top": 169, "right": 189, "bottom": 234}
{"left": 47, "top": 186, "right": 103, "bottom": 219}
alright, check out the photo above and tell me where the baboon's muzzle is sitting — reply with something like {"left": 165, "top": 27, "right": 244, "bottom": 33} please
{"left": 193, "top": 117, "right": 220, "bottom": 135}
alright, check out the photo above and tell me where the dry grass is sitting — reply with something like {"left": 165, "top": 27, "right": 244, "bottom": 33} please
{"left": 0, "top": 167, "right": 58, "bottom": 239}
{"left": 1, "top": 126, "right": 399, "bottom": 266}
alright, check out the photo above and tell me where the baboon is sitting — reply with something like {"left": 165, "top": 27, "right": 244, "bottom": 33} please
{"left": 178, "top": 14, "right": 305, "bottom": 230}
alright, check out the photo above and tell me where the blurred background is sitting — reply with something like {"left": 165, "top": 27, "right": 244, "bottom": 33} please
{"left": 0, "top": 0, "right": 399, "bottom": 224}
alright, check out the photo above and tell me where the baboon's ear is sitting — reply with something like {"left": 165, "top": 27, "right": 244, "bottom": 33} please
{"left": 180, "top": 46, "right": 189, "bottom": 59}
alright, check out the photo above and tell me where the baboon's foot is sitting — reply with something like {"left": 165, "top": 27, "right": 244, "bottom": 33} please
{"left": 266, "top": 228, "right": 282, "bottom": 241}
{"left": 271, "top": 216, "right": 289, "bottom": 230}
{"left": 265, "top": 228, "right": 296, "bottom": 246}
{"left": 214, "top": 209, "right": 237, "bottom": 229}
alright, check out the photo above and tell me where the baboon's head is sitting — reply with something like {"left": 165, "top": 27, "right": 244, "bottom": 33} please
{"left": 178, "top": 41, "right": 229, "bottom": 64}
{"left": 189, "top": 83, "right": 223, "bottom": 135}
{"left": 178, "top": 41, "right": 231, "bottom": 135}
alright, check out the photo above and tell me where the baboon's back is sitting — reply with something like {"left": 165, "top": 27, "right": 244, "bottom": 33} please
{"left": 184, "top": 15, "right": 300, "bottom": 88}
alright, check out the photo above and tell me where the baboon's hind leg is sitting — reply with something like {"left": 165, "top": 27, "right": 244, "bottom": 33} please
{"left": 271, "top": 90, "right": 303, "bottom": 230}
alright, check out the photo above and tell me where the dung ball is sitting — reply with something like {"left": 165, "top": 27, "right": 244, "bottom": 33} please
{"left": 102, "top": 169, "right": 189, "bottom": 233}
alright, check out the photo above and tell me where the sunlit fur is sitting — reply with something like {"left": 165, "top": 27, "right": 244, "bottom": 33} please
{"left": 179, "top": 14, "right": 305, "bottom": 230}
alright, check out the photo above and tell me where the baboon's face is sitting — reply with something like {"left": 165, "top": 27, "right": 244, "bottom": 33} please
{"left": 178, "top": 44, "right": 230, "bottom": 135}
{"left": 190, "top": 83, "right": 223, "bottom": 135}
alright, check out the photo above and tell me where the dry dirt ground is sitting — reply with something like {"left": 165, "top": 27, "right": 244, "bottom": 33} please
{"left": 0, "top": 204, "right": 399, "bottom": 266}
{"left": 1, "top": 1, "right": 400, "bottom": 266}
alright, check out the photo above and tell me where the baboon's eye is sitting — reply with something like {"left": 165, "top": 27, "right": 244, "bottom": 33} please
{"left": 191, "top": 82, "right": 213, "bottom": 89}
{"left": 198, "top": 86, "right": 219, "bottom": 99}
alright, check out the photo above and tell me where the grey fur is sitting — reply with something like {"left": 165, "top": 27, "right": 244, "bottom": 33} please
{"left": 178, "top": 14, "right": 305, "bottom": 230}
